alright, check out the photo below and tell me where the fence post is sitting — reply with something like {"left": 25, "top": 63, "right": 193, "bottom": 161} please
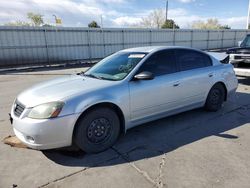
{"left": 102, "top": 28, "right": 106, "bottom": 57}
{"left": 150, "top": 29, "right": 152, "bottom": 46}
{"left": 234, "top": 30, "right": 237, "bottom": 46}
{"left": 173, "top": 29, "right": 176, "bottom": 46}
{"left": 207, "top": 30, "right": 210, "bottom": 50}
{"left": 43, "top": 28, "right": 50, "bottom": 64}
{"left": 221, "top": 30, "right": 224, "bottom": 49}
{"left": 190, "top": 30, "right": 193, "bottom": 48}
{"left": 87, "top": 29, "right": 92, "bottom": 63}
{"left": 122, "top": 29, "right": 125, "bottom": 49}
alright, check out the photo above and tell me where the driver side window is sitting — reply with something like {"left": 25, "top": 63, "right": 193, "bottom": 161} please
{"left": 137, "top": 50, "right": 177, "bottom": 77}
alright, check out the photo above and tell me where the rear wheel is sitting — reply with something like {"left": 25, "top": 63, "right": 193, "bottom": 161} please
{"left": 74, "top": 107, "right": 120, "bottom": 153}
{"left": 205, "top": 84, "right": 226, "bottom": 112}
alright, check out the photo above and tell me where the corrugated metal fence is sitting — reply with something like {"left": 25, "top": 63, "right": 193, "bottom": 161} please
{"left": 0, "top": 26, "right": 249, "bottom": 67}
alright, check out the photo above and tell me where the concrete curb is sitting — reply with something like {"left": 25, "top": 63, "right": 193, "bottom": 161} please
{"left": 0, "top": 61, "right": 96, "bottom": 74}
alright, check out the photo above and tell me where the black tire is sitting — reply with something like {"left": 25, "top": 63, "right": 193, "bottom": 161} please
{"left": 205, "top": 83, "right": 226, "bottom": 112}
{"left": 74, "top": 107, "right": 120, "bottom": 153}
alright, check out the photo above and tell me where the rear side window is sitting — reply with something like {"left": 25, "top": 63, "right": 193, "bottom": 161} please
{"left": 176, "top": 49, "right": 212, "bottom": 71}
{"left": 138, "top": 50, "right": 177, "bottom": 76}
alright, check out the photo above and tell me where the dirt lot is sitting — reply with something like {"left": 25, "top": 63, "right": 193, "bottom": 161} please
{"left": 0, "top": 67, "right": 250, "bottom": 188}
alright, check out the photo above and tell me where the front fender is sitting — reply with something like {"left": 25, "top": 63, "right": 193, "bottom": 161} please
{"left": 61, "top": 83, "right": 131, "bottom": 127}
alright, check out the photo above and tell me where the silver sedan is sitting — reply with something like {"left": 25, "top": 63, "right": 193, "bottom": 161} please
{"left": 10, "top": 46, "right": 238, "bottom": 153}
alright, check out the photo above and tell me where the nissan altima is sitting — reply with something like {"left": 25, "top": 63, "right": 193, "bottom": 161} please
{"left": 10, "top": 46, "right": 238, "bottom": 153}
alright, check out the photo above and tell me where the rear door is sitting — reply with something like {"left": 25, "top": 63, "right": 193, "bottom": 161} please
{"left": 175, "top": 49, "right": 214, "bottom": 107}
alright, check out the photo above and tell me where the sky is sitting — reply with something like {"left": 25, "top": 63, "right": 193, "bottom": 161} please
{"left": 0, "top": 0, "right": 249, "bottom": 29}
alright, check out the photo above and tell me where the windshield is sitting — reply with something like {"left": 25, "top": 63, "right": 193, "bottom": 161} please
{"left": 84, "top": 52, "right": 147, "bottom": 81}
{"left": 241, "top": 35, "right": 250, "bottom": 47}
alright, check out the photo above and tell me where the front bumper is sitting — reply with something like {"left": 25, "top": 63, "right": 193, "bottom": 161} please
{"left": 11, "top": 111, "right": 79, "bottom": 150}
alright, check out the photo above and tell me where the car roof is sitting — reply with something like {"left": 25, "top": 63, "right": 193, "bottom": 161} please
{"left": 120, "top": 46, "right": 197, "bottom": 53}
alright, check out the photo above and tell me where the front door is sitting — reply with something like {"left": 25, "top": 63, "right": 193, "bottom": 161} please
{"left": 129, "top": 49, "right": 181, "bottom": 122}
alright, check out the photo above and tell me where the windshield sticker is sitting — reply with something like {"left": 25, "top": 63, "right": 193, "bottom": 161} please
{"left": 128, "top": 54, "right": 145, "bottom": 58}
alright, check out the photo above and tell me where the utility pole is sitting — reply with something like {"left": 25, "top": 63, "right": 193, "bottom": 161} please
{"left": 247, "top": 0, "right": 250, "bottom": 29}
{"left": 166, "top": 0, "right": 168, "bottom": 22}
{"left": 100, "top": 15, "right": 103, "bottom": 28}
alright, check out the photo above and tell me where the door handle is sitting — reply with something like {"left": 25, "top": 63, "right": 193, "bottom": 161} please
{"left": 173, "top": 82, "right": 180, "bottom": 87}
{"left": 208, "top": 73, "right": 214, "bottom": 77}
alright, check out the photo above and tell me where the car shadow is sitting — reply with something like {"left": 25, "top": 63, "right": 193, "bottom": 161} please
{"left": 43, "top": 91, "right": 250, "bottom": 168}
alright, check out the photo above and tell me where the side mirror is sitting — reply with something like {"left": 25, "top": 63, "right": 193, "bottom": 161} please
{"left": 238, "top": 41, "right": 242, "bottom": 47}
{"left": 134, "top": 71, "right": 154, "bottom": 81}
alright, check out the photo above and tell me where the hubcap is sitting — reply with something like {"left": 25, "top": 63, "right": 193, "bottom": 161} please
{"left": 210, "top": 89, "right": 221, "bottom": 104}
{"left": 87, "top": 118, "right": 111, "bottom": 144}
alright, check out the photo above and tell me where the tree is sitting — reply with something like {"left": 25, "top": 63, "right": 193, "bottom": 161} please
{"left": 137, "top": 9, "right": 179, "bottom": 29}
{"left": 140, "top": 9, "right": 165, "bottom": 29}
{"left": 220, "top": 25, "right": 231, "bottom": 29}
{"left": 27, "top": 12, "right": 44, "bottom": 26}
{"left": 192, "top": 19, "right": 231, "bottom": 30}
{"left": 4, "top": 20, "right": 30, "bottom": 26}
{"left": 42, "top": 24, "right": 54, "bottom": 27}
{"left": 4, "top": 12, "right": 49, "bottom": 27}
{"left": 88, "top": 21, "right": 100, "bottom": 28}
{"left": 161, "top": 19, "right": 180, "bottom": 29}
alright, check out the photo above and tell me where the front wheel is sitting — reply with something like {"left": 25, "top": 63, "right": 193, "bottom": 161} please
{"left": 205, "top": 84, "right": 226, "bottom": 112}
{"left": 74, "top": 107, "right": 120, "bottom": 153}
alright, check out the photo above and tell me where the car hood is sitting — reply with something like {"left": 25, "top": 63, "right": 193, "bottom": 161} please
{"left": 227, "top": 47, "right": 250, "bottom": 54}
{"left": 17, "top": 75, "right": 114, "bottom": 107}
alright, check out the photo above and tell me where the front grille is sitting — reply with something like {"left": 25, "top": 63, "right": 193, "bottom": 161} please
{"left": 239, "top": 51, "right": 250, "bottom": 54}
{"left": 234, "top": 56, "right": 242, "bottom": 60}
{"left": 234, "top": 50, "right": 250, "bottom": 54}
{"left": 14, "top": 101, "right": 25, "bottom": 117}
{"left": 235, "top": 56, "right": 250, "bottom": 60}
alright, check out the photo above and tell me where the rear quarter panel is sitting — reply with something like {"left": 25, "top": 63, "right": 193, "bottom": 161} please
{"left": 211, "top": 59, "right": 238, "bottom": 97}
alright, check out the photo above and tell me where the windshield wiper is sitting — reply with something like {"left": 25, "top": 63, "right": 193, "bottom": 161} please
{"left": 78, "top": 72, "right": 116, "bottom": 81}
{"left": 77, "top": 72, "right": 101, "bottom": 79}
{"left": 83, "top": 74, "right": 104, "bottom": 80}
{"left": 76, "top": 71, "right": 85, "bottom": 76}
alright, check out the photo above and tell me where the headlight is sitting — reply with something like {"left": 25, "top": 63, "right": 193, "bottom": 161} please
{"left": 27, "top": 102, "right": 64, "bottom": 119}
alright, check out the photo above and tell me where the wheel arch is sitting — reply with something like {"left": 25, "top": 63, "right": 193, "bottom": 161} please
{"left": 212, "top": 81, "right": 228, "bottom": 101}
{"left": 73, "top": 102, "right": 126, "bottom": 138}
